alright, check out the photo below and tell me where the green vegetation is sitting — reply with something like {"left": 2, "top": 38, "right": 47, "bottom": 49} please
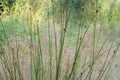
{"left": 0, "top": 0, "right": 120, "bottom": 80}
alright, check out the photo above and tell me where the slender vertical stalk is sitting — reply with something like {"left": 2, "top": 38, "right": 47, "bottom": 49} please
{"left": 47, "top": 5, "right": 53, "bottom": 80}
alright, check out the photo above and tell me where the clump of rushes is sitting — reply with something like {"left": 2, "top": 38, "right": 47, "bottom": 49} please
{"left": 0, "top": 0, "right": 120, "bottom": 80}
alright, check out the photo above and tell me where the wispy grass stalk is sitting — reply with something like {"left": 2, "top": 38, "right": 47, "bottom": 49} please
{"left": 56, "top": 0, "right": 74, "bottom": 80}
{"left": 47, "top": 5, "right": 53, "bottom": 80}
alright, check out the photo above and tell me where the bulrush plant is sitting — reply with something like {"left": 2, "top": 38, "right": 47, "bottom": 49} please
{"left": 0, "top": 0, "right": 120, "bottom": 80}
